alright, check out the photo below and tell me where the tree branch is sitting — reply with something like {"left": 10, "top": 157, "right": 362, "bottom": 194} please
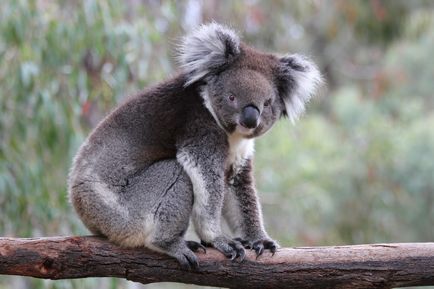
{"left": 1, "top": 236, "right": 434, "bottom": 288}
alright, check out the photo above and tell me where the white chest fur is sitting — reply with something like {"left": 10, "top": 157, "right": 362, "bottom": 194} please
{"left": 227, "top": 133, "right": 255, "bottom": 170}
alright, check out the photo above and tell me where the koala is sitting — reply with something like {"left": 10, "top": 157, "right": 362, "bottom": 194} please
{"left": 68, "top": 23, "right": 322, "bottom": 269}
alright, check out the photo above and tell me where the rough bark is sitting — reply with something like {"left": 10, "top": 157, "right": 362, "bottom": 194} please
{"left": 0, "top": 236, "right": 434, "bottom": 289}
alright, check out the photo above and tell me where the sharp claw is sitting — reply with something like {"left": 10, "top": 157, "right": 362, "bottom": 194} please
{"left": 196, "top": 243, "right": 207, "bottom": 253}
{"left": 258, "top": 247, "right": 264, "bottom": 258}
{"left": 228, "top": 241, "right": 245, "bottom": 262}
{"left": 179, "top": 257, "right": 193, "bottom": 270}
{"left": 255, "top": 244, "right": 264, "bottom": 259}
{"left": 230, "top": 251, "right": 237, "bottom": 260}
{"left": 199, "top": 246, "right": 206, "bottom": 253}
{"left": 184, "top": 253, "right": 198, "bottom": 270}
{"left": 186, "top": 241, "right": 207, "bottom": 254}
{"left": 270, "top": 246, "right": 277, "bottom": 256}
{"left": 189, "top": 260, "right": 198, "bottom": 270}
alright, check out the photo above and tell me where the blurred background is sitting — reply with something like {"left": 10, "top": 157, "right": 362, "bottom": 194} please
{"left": 1, "top": 0, "right": 434, "bottom": 288}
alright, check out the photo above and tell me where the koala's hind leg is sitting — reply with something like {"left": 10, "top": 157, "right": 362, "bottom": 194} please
{"left": 122, "top": 159, "right": 200, "bottom": 269}
{"left": 71, "top": 159, "right": 199, "bottom": 269}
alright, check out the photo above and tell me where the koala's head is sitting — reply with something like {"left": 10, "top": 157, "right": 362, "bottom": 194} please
{"left": 178, "top": 23, "right": 322, "bottom": 138}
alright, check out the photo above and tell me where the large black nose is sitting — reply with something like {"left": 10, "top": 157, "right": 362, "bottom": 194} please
{"left": 240, "top": 105, "right": 260, "bottom": 129}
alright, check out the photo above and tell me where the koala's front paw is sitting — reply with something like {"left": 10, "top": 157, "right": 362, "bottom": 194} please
{"left": 234, "top": 237, "right": 279, "bottom": 258}
{"left": 203, "top": 236, "right": 245, "bottom": 262}
{"left": 253, "top": 238, "right": 279, "bottom": 258}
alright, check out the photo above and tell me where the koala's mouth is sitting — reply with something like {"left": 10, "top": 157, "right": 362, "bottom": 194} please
{"left": 224, "top": 117, "right": 259, "bottom": 138}
{"left": 235, "top": 123, "right": 256, "bottom": 137}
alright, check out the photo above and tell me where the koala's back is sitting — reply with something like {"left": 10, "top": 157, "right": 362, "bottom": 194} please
{"left": 69, "top": 74, "right": 200, "bottom": 188}
{"left": 68, "top": 74, "right": 207, "bottom": 241}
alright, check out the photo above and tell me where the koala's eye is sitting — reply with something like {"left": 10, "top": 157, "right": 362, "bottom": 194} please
{"left": 264, "top": 99, "right": 272, "bottom": 107}
{"left": 228, "top": 94, "right": 235, "bottom": 101}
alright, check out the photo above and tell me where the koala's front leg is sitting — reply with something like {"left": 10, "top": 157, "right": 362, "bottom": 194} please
{"left": 177, "top": 139, "right": 245, "bottom": 261}
{"left": 225, "top": 158, "right": 279, "bottom": 257}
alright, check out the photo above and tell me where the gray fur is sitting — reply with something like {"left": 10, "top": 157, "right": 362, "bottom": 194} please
{"left": 279, "top": 54, "right": 323, "bottom": 123}
{"left": 68, "top": 23, "right": 322, "bottom": 269}
{"left": 178, "top": 22, "right": 240, "bottom": 86}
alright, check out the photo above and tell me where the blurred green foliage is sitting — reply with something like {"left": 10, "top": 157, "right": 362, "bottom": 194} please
{"left": 1, "top": 0, "right": 434, "bottom": 289}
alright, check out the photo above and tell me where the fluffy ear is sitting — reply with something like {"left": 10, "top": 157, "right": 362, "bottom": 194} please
{"left": 178, "top": 23, "right": 240, "bottom": 86}
{"left": 278, "top": 54, "right": 323, "bottom": 123}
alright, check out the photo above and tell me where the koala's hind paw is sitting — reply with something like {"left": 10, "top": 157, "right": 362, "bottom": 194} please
{"left": 186, "top": 240, "right": 206, "bottom": 253}
{"left": 252, "top": 239, "right": 280, "bottom": 258}
{"left": 209, "top": 236, "right": 246, "bottom": 262}
{"left": 175, "top": 248, "right": 199, "bottom": 270}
